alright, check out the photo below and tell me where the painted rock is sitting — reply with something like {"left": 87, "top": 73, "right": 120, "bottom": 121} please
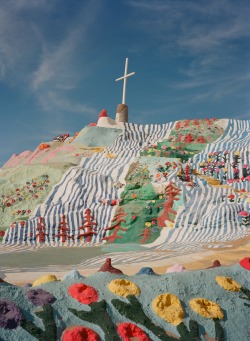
{"left": 38, "top": 143, "right": 50, "bottom": 150}
{"left": 62, "top": 269, "right": 84, "bottom": 281}
{"left": 239, "top": 257, "right": 250, "bottom": 270}
{"left": 0, "top": 271, "right": 6, "bottom": 283}
{"left": 207, "top": 260, "right": 221, "bottom": 269}
{"left": 152, "top": 293, "right": 184, "bottom": 326}
{"left": 166, "top": 264, "right": 186, "bottom": 273}
{"left": 0, "top": 300, "right": 23, "bottom": 329}
{"left": 68, "top": 283, "right": 99, "bottom": 304}
{"left": 32, "top": 274, "right": 57, "bottom": 287}
{"left": 117, "top": 322, "right": 150, "bottom": 341}
{"left": 98, "top": 258, "right": 123, "bottom": 274}
{"left": 190, "top": 298, "right": 224, "bottom": 319}
{"left": 26, "top": 288, "right": 56, "bottom": 306}
{"left": 215, "top": 276, "right": 241, "bottom": 292}
{"left": 136, "top": 267, "right": 158, "bottom": 275}
{"left": 62, "top": 326, "right": 100, "bottom": 341}
{"left": 108, "top": 279, "right": 141, "bottom": 297}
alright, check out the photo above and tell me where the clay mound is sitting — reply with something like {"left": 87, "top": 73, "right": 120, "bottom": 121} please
{"left": 98, "top": 258, "right": 123, "bottom": 274}
{"left": 207, "top": 260, "right": 222, "bottom": 269}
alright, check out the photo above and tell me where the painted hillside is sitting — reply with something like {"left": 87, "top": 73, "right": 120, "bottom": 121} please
{"left": 0, "top": 116, "right": 250, "bottom": 254}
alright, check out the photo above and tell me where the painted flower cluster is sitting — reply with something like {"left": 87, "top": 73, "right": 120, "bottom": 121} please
{"left": 0, "top": 174, "right": 51, "bottom": 230}
{"left": 199, "top": 151, "right": 250, "bottom": 183}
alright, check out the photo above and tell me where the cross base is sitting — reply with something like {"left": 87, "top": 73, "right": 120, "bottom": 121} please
{"left": 115, "top": 104, "right": 128, "bottom": 123}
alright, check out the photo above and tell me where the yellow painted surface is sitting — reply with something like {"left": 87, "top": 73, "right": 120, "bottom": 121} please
{"left": 215, "top": 276, "right": 241, "bottom": 292}
{"left": 152, "top": 293, "right": 184, "bottom": 326}
{"left": 190, "top": 298, "right": 224, "bottom": 319}
{"left": 105, "top": 153, "right": 117, "bottom": 158}
{"left": 32, "top": 274, "right": 58, "bottom": 287}
{"left": 108, "top": 279, "right": 141, "bottom": 297}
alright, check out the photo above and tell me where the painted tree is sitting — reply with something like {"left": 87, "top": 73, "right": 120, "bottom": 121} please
{"left": 36, "top": 217, "right": 48, "bottom": 243}
{"left": 78, "top": 208, "right": 98, "bottom": 242}
{"left": 156, "top": 182, "right": 181, "bottom": 227}
{"left": 139, "top": 227, "right": 152, "bottom": 243}
{"left": 185, "top": 133, "right": 195, "bottom": 143}
{"left": 102, "top": 208, "right": 128, "bottom": 243}
{"left": 55, "top": 214, "right": 73, "bottom": 243}
{"left": 185, "top": 164, "right": 191, "bottom": 182}
{"left": 197, "top": 135, "right": 207, "bottom": 143}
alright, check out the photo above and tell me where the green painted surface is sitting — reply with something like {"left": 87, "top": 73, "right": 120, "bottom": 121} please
{"left": 0, "top": 164, "right": 72, "bottom": 230}
{"left": 72, "top": 126, "right": 122, "bottom": 147}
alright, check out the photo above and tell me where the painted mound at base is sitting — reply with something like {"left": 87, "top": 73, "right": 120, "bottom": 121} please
{"left": 0, "top": 258, "right": 249, "bottom": 341}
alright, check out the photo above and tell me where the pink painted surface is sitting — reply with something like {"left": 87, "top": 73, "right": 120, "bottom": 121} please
{"left": 41, "top": 145, "right": 76, "bottom": 163}
{"left": 3, "top": 145, "right": 77, "bottom": 168}
{"left": 25, "top": 148, "right": 49, "bottom": 165}
{"left": 3, "top": 151, "right": 32, "bottom": 168}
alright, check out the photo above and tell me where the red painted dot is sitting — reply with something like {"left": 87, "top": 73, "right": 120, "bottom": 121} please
{"left": 68, "top": 283, "right": 98, "bottom": 304}
{"left": 62, "top": 326, "right": 100, "bottom": 341}
{"left": 239, "top": 257, "right": 250, "bottom": 270}
{"left": 6, "top": 202, "right": 11, "bottom": 207}
{"left": 117, "top": 323, "right": 150, "bottom": 341}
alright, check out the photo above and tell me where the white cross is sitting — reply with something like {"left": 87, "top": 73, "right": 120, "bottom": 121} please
{"left": 115, "top": 58, "right": 135, "bottom": 105}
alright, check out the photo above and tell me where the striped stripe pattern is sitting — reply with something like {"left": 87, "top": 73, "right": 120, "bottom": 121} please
{"left": 3, "top": 122, "right": 174, "bottom": 245}
{"left": 2, "top": 119, "right": 249, "bottom": 252}
{"left": 147, "top": 118, "right": 250, "bottom": 250}
{"left": 146, "top": 181, "right": 249, "bottom": 250}
{"left": 192, "top": 119, "right": 250, "bottom": 190}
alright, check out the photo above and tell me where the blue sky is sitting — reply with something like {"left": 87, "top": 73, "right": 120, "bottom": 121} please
{"left": 0, "top": 0, "right": 249, "bottom": 166}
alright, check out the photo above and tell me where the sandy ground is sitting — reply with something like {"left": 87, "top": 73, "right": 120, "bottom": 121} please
{"left": 2, "top": 239, "right": 249, "bottom": 286}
